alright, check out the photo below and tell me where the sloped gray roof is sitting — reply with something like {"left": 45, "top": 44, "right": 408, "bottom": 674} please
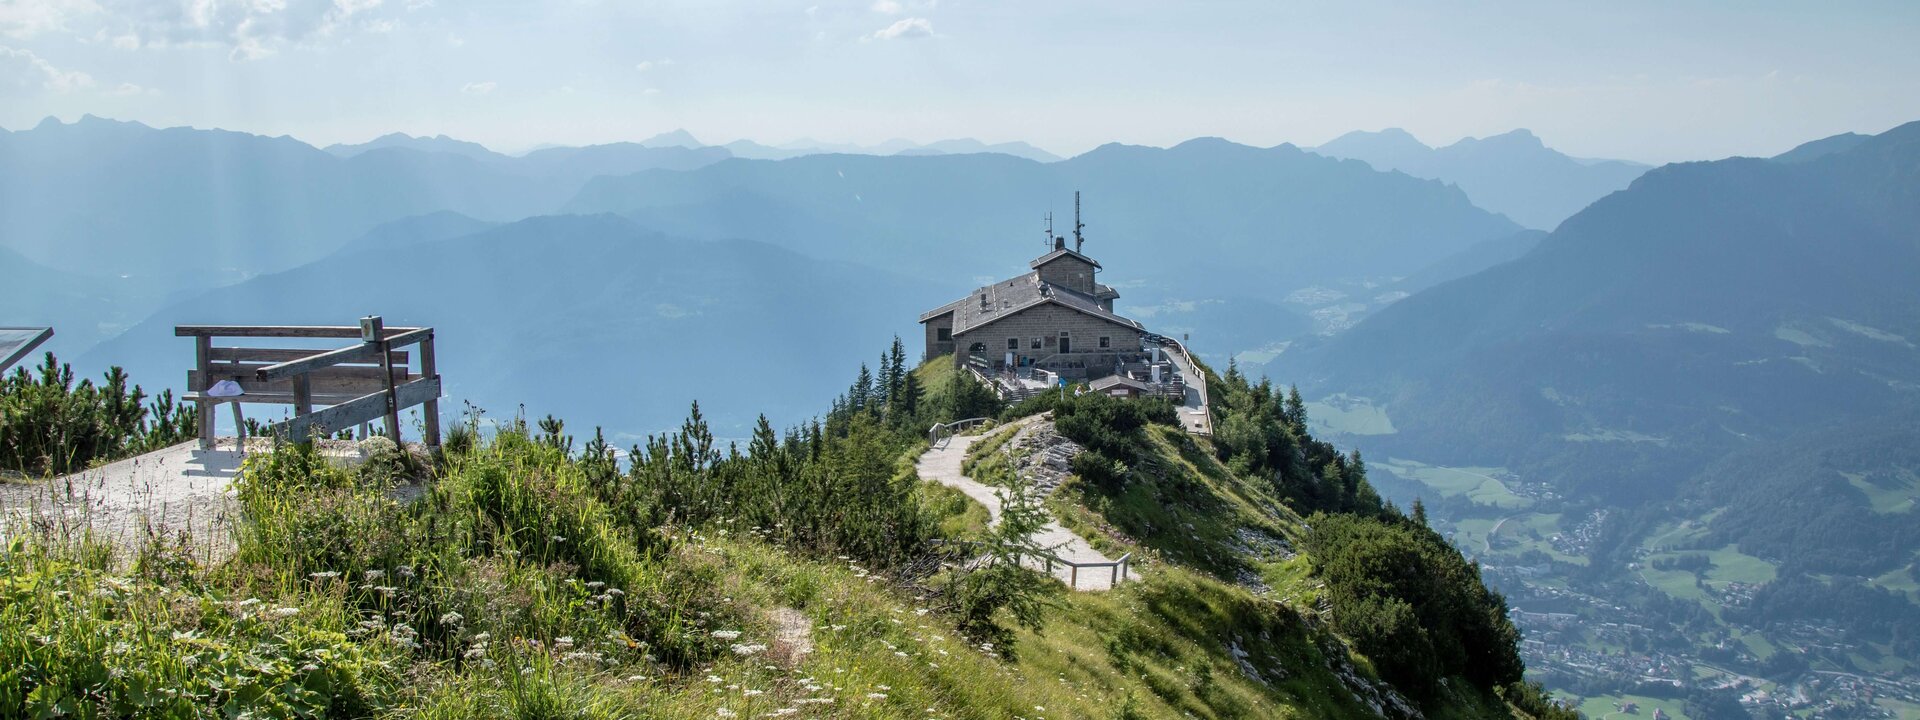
{"left": 920, "top": 271, "right": 1144, "bottom": 336}
{"left": 1090, "top": 374, "right": 1150, "bottom": 392}
{"left": 1029, "top": 247, "right": 1102, "bottom": 270}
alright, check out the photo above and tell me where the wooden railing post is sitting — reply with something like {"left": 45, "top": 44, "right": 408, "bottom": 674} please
{"left": 194, "top": 334, "right": 213, "bottom": 450}
{"left": 291, "top": 374, "right": 313, "bottom": 442}
{"left": 420, "top": 332, "right": 440, "bottom": 449}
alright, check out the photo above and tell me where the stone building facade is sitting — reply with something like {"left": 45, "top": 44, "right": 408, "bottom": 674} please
{"left": 919, "top": 237, "right": 1148, "bottom": 379}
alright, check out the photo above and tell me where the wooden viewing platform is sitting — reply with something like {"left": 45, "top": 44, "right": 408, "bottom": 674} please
{"left": 176, "top": 316, "right": 442, "bottom": 449}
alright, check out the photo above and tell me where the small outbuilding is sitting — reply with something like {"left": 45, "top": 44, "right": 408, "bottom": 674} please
{"left": 1089, "top": 374, "right": 1151, "bottom": 399}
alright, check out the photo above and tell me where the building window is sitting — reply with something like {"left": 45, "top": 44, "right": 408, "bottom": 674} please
{"left": 1099, "top": 336, "right": 1111, "bottom": 349}
{"left": 1007, "top": 338, "right": 1019, "bottom": 350}
{"left": 1030, "top": 337, "right": 1042, "bottom": 350}
{"left": 936, "top": 328, "right": 951, "bottom": 342}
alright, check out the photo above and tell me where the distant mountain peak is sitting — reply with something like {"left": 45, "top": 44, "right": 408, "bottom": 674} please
{"left": 640, "top": 128, "right": 703, "bottom": 148}
{"left": 1459, "top": 128, "right": 1543, "bottom": 149}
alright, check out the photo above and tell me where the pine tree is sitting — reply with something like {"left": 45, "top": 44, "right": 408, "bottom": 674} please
{"left": 896, "top": 370, "right": 924, "bottom": 425}
{"left": 850, "top": 363, "right": 875, "bottom": 412}
{"left": 1284, "top": 384, "right": 1308, "bottom": 428}
{"left": 1411, "top": 498, "right": 1429, "bottom": 527}
{"left": 886, "top": 337, "right": 908, "bottom": 403}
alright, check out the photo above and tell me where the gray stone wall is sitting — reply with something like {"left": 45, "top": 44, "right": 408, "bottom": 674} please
{"left": 1036, "top": 256, "right": 1097, "bottom": 295}
{"left": 923, "top": 312, "right": 955, "bottom": 361}
{"left": 954, "top": 303, "right": 1142, "bottom": 368}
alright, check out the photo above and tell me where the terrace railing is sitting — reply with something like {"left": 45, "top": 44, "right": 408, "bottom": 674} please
{"left": 178, "top": 315, "right": 442, "bottom": 449}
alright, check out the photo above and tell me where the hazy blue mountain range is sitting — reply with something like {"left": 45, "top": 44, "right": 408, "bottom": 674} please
{"left": 1770, "top": 130, "right": 1872, "bottom": 164}
{"left": 1312, "top": 128, "right": 1650, "bottom": 230}
{"left": 565, "top": 137, "right": 1521, "bottom": 303}
{"left": 1277, "top": 121, "right": 1920, "bottom": 703}
{"left": 323, "top": 132, "right": 504, "bottom": 161}
{"left": 0, "top": 116, "right": 730, "bottom": 289}
{"left": 79, "top": 213, "right": 948, "bottom": 439}
{"left": 1, "top": 116, "right": 1530, "bottom": 388}
{"left": 1287, "top": 120, "right": 1920, "bottom": 501}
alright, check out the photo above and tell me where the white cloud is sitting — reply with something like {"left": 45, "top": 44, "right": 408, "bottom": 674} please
{"left": 460, "top": 80, "right": 494, "bottom": 95}
{"left": 642, "top": 87, "right": 660, "bottom": 96}
{"left": 108, "top": 80, "right": 155, "bottom": 95}
{"left": 9, "top": 0, "right": 406, "bottom": 61}
{"left": 635, "top": 58, "right": 674, "bottom": 72}
{"left": 0, "top": 0, "right": 87, "bottom": 40}
{"left": 0, "top": 44, "right": 93, "bottom": 92}
{"left": 866, "top": 17, "right": 931, "bottom": 41}
{"left": 870, "top": 0, "right": 901, "bottom": 14}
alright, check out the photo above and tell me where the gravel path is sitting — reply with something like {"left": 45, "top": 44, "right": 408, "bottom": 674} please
{"left": 1, "top": 438, "right": 362, "bottom": 563}
{"left": 916, "top": 417, "right": 1133, "bottom": 591}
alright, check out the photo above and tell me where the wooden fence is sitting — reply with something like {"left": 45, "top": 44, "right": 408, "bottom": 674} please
{"left": 178, "top": 316, "right": 441, "bottom": 449}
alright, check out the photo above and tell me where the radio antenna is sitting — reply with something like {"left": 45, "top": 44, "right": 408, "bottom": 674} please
{"left": 1073, "top": 191, "right": 1085, "bottom": 252}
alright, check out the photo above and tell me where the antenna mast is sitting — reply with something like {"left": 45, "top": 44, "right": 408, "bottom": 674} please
{"left": 1073, "top": 191, "right": 1085, "bottom": 252}
{"left": 1043, "top": 212, "right": 1054, "bottom": 249}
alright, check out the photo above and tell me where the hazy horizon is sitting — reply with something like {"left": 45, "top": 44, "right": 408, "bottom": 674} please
{"left": 5, "top": 1, "right": 1919, "bottom": 164}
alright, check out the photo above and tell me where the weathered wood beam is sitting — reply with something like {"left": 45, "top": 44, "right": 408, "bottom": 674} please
{"left": 210, "top": 347, "right": 407, "bottom": 364}
{"left": 174, "top": 325, "right": 424, "bottom": 339}
{"left": 277, "top": 377, "right": 441, "bottom": 443}
{"left": 252, "top": 328, "right": 431, "bottom": 382}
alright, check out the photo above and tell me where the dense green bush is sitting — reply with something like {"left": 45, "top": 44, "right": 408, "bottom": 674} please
{"left": 1302, "top": 511, "right": 1525, "bottom": 699}
{"left": 0, "top": 353, "right": 195, "bottom": 476}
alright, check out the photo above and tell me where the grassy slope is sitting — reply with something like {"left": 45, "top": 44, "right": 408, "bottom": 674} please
{"left": 1, "top": 357, "right": 1542, "bottom": 719}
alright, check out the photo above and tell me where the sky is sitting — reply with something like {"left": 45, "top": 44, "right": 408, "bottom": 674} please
{"left": 3, "top": 0, "right": 1919, "bottom": 163}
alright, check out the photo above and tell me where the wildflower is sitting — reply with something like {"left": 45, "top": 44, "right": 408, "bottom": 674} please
{"left": 731, "top": 643, "right": 767, "bottom": 656}
{"left": 554, "top": 636, "right": 575, "bottom": 649}
{"left": 717, "top": 710, "right": 737, "bottom": 718}
{"left": 471, "top": 632, "right": 491, "bottom": 642}
{"left": 271, "top": 607, "right": 300, "bottom": 619}
{"left": 708, "top": 675, "right": 725, "bottom": 683}
{"left": 308, "top": 571, "right": 340, "bottom": 580}
{"left": 744, "top": 689, "right": 765, "bottom": 697}
{"left": 364, "top": 570, "right": 385, "bottom": 581}
{"left": 586, "top": 581, "right": 606, "bottom": 590}
{"left": 440, "top": 611, "right": 464, "bottom": 626}
{"left": 711, "top": 630, "right": 742, "bottom": 640}
{"left": 464, "top": 647, "right": 487, "bottom": 660}
{"left": 867, "top": 693, "right": 888, "bottom": 700}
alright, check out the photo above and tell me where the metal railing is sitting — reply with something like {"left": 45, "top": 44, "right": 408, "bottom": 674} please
{"left": 928, "top": 417, "right": 995, "bottom": 447}
{"left": 1039, "top": 551, "right": 1134, "bottom": 590}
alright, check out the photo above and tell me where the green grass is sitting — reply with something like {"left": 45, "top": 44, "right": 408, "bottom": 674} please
{"left": 1869, "top": 557, "right": 1919, "bottom": 602}
{"left": 1450, "top": 513, "right": 1588, "bottom": 566}
{"left": 3, "top": 419, "right": 1513, "bottom": 720}
{"left": 921, "top": 480, "right": 990, "bottom": 540}
{"left": 1377, "top": 458, "right": 1529, "bottom": 510}
{"left": 1701, "top": 546, "right": 1777, "bottom": 585}
{"left": 1842, "top": 470, "right": 1920, "bottom": 514}
{"left": 1302, "top": 394, "right": 1397, "bottom": 436}
{"left": 1573, "top": 693, "right": 1691, "bottom": 720}
{"left": 1735, "top": 630, "right": 1776, "bottom": 660}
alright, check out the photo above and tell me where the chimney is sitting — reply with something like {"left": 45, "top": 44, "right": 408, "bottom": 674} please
{"left": 1054, "top": 236, "right": 1065, "bottom": 251}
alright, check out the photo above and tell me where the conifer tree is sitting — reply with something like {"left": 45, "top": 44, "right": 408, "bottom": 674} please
{"left": 1284, "top": 384, "right": 1308, "bottom": 428}
{"left": 886, "top": 337, "right": 908, "bottom": 403}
